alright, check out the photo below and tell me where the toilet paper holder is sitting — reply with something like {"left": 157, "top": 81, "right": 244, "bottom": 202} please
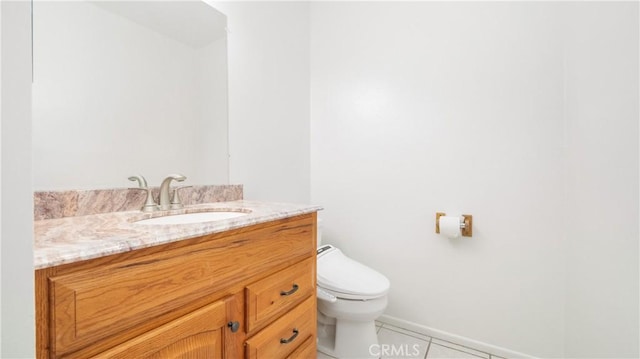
{"left": 435, "top": 212, "right": 473, "bottom": 237}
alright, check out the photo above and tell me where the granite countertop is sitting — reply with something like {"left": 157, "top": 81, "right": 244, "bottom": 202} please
{"left": 34, "top": 200, "right": 322, "bottom": 269}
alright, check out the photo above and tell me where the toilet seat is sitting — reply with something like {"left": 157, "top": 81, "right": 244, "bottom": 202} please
{"left": 318, "top": 284, "right": 384, "bottom": 301}
{"left": 317, "top": 245, "right": 390, "bottom": 300}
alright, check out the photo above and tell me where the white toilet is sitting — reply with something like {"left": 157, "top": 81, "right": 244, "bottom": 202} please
{"left": 316, "top": 244, "right": 390, "bottom": 359}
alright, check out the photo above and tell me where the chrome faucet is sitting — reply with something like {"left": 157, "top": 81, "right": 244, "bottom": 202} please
{"left": 158, "top": 174, "right": 186, "bottom": 210}
{"left": 128, "top": 175, "right": 158, "bottom": 212}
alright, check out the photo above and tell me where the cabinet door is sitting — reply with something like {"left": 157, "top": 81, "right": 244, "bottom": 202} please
{"left": 93, "top": 298, "right": 229, "bottom": 359}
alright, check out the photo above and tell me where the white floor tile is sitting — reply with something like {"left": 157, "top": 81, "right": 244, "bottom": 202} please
{"left": 318, "top": 321, "right": 502, "bottom": 359}
{"left": 377, "top": 327, "right": 430, "bottom": 359}
{"left": 430, "top": 339, "right": 489, "bottom": 359}
{"left": 380, "top": 323, "right": 431, "bottom": 341}
{"left": 317, "top": 350, "right": 336, "bottom": 359}
{"left": 427, "top": 343, "right": 487, "bottom": 359}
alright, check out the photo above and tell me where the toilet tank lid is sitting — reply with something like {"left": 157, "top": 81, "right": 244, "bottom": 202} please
{"left": 317, "top": 246, "right": 390, "bottom": 297}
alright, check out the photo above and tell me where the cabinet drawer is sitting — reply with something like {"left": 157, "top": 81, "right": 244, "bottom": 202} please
{"left": 245, "top": 296, "right": 316, "bottom": 359}
{"left": 246, "top": 257, "right": 314, "bottom": 333}
{"left": 285, "top": 337, "right": 316, "bottom": 359}
{"left": 48, "top": 216, "right": 315, "bottom": 356}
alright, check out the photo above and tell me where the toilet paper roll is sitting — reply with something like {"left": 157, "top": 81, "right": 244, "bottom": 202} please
{"left": 439, "top": 215, "right": 461, "bottom": 239}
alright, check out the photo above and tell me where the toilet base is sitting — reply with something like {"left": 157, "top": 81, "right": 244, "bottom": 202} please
{"left": 317, "top": 314, "right": 380, "bottom": 359}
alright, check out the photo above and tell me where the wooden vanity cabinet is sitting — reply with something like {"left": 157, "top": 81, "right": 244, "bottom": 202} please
{"left": 36, "top": 213, "right": 317, "bottom": 359}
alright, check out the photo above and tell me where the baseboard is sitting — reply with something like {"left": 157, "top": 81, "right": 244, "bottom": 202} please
{"left": 377, "top": 314, "right": 539, "bottom": 359}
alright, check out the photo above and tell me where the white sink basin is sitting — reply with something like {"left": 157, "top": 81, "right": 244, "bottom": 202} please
{"left": 134, "top": 211, "right": 248, "bottom": 225}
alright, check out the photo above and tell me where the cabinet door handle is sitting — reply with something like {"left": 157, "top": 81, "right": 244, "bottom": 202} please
{"left": 280, "top": 328, "right": 299, "bottom": 344}
{"left": 280, "top": 284, "right": 299, "bottom": 296}
{"left": 227, "top": 321, "right": 240, "bottom": 333}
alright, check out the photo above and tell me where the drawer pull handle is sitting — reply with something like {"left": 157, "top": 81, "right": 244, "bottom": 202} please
{"left": 227, "top": 321, "right": 240, "bottom": 333}
{"left": 280, "top": 284, "right": 299, "bottom": 296}
{"left": 280, "top": 328, "right": 299, "bottom": 344}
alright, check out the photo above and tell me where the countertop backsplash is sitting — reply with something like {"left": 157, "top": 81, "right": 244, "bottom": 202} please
{"left": 34, "top": 185, "right": 243, "bottom": 221}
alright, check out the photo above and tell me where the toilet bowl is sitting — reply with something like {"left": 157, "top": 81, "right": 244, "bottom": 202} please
{"left": 316, "top": 245, "right": 390, "bottom": 359}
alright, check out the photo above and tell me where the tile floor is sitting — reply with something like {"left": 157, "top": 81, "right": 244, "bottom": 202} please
{"left": 317, "top": 321, "right": 505, "bottom": 359}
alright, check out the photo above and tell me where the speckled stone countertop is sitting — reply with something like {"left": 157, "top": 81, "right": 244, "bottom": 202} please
{"left": 34, "top": 200, "right": 322, "bottom": 269}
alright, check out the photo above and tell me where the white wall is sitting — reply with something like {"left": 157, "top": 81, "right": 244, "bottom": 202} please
{"left": 1, "top": 3, "right": 3, "bottom": 354}
{"left": 32, "top": 1, "right": 228, "bottom": 190}
{"left": 1, "top": 1, "right": 34, "bottom": 357}
{"left": 196, "top": 38, "right": 230, "bottom": 184}
{"left": 563, "top": 3, "right": 639, "bottom": 357}
{"left": 311, "top": 2, "right": 638, "bottom": 357}
{"left": 216, "top": 1, "right": 310, "bottom": 203}
{"left": 309, "top": 2, "right": 564, "bottom": 356}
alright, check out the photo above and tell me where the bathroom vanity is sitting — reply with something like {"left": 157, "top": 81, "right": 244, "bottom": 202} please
{"left": 34, "top": 199, "right": 320, "bottom": 359}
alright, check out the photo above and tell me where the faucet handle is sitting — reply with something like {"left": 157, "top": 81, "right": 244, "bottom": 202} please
{"left": 127, "top": 175, "right": 157, "bottom": 212}
{"left": 128, "top": 175, "right": 148, "bottom": 188}
{"left": 170, "top": 186, "right": 193, "bottom": 210}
